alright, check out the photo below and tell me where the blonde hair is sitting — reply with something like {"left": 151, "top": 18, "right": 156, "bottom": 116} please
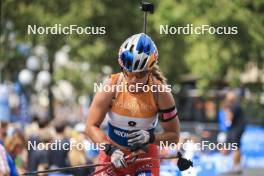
{"left": 151, "top": 65, "right": 167, "bottom": 84}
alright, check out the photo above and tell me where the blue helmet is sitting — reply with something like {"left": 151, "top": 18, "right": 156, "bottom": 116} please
{"left": 118, "top": 33, "right": 158, "bottom": 72}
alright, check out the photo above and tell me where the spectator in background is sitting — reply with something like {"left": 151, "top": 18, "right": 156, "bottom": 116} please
{"left": 67, "top": 125, "right": 94, "bottom": 176}
{"left": 0, "top": 121, "right": 8, "bottom": 144}
{"left": 27, "top": 117, "right": 52, "bottom": 172}
{"left": 48, "top": 120, "right": 70, "bottom": 172}
{"left": 219, "top": 91, "right": 246, "bottom": 173}
{"left": 5, "top": 130, "right": 26, "bottom": 175}
{"left": 1, "top": 121, "right": 19, "bottom": 176}
{"left": 0, "top": 144, "right": 10, "bottom": 176}
{"left": 0, "top": 121, "right": 10, "bottom": 176}
{"left": 24, "top": 115, "right": 40, "bottom": 138}
{"left": 192, "top": 97, "right": 205, "bottom": 122}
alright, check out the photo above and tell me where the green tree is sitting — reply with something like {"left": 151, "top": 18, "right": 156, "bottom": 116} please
{"left": 152, "top": 0, "right": 264, "bottom": 88}
{"left": 1, "top": 0, "right": 263, "bottom": 93}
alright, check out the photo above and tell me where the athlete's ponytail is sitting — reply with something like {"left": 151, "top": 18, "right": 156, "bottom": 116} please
{"left": 151, "top": 65, "right": 167, "bottom": 84}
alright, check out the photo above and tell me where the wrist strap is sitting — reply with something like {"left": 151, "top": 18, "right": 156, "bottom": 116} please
{"left": 149, "top": 131, "right": 155, "bottom": 144}
{"left": 104, "top": 144, "right": 118, "bottom": 156}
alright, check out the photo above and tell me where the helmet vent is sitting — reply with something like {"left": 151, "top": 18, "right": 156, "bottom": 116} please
{"left": 140, "top": 57, "right": 148, "bottom": 70}
{"left": 138, "top": 45, "right": 144, "bottom": 54}
{"left": 130, "top": 45, "right": 134, "bottom": 52}
{"left": 134, "top": 60, "right": 140, "bottom": 70}
{"left": 146, "top": 45, "right": 150, "bottom": 54}
{"left": 124, "top": 43, "right": 128, "bottom": 49}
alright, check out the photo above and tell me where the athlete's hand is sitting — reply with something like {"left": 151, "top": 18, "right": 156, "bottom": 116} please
{"left": 127, "top": 130, "right": 155, "bottom": 146}
{"left": 103, "top": 144, "right": 127, "bottom": 168}
{"left": 111, "top": 149, "right": 128, "bottom": 168}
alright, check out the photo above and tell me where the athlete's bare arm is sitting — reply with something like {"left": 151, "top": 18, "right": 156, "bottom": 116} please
{"left": 155, "top": 90, "right": 180, "bottom": 145}
{"left": 85, "top": 78, "right": 114, "bottom": 144}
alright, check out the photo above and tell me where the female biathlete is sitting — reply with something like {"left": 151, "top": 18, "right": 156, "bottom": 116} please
{"left": 86, "top": 33, "right": 180, "bottom": 176}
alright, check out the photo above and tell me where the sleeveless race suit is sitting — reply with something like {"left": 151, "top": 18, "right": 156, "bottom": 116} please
{"left": 96, "top": 72, "right": 160, "bottom": 176}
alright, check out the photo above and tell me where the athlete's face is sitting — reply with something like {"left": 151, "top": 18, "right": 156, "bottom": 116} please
{"left": 123, "top": 70, "right": 150, "bottom": 85}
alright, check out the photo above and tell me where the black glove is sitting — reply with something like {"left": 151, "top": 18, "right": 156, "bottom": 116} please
{"left": 129, "top": 142, "right": 148, "bottom": 152}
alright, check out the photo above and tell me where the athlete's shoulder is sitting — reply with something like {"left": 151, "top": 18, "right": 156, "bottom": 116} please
{"left": 158, "top": 90, "right": 175, "bottom": 108}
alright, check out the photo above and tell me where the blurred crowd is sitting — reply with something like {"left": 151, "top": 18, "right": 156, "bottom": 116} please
{"left": 0, "top": 80, "right": 258, "bottom": 175}
{"left": 0, "top": 117, "right": 97, "bottom": 176}
{"left": 1, "top": 94, "right": 248, "bottom": 175}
